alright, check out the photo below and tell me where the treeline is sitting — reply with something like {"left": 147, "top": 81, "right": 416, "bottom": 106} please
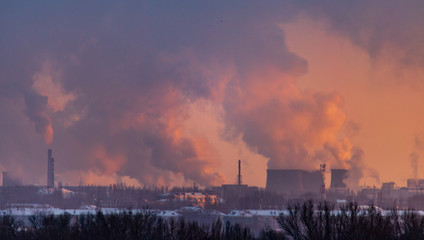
{"left": 0, "top": 211, "right": 254, "bottom": 240}
{"left": 2, "top": 201, "right": 424, "bottom": 239}
{"left": 266, "top": 200, "right": 424, "bottom": 240}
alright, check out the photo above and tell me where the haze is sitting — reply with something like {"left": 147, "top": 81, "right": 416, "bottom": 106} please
{"left": 1, "top": 1, "right": 424, "bottom": 188}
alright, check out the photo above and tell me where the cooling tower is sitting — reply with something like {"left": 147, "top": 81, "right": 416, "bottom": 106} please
{"left": 302, "top": 171, "right": 322, "bottom": 193}
{"left": 266, "top": 169, "right": 321, "bottom": 195}
{"left": 330, "top": 169, "right": 348, "bottom": 188}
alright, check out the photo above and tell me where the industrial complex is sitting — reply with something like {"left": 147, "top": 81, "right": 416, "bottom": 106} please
{"left": 1, "top": 150, "right": 424, "bottom": 210}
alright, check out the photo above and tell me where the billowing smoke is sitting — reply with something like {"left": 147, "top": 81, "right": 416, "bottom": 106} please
{"left": 1, "top": 1, "right": 422, "bottom": 186}
{"left": 23, "top": 90, "right": 53, "bottom": 145}
{"left": 416, "top": 134, "right": 424, "bottom": 151}
{"left": 297, "top": 0, "right": 424, "bottom": 68}
{"left": 222, "top": 38, "right": 352, "bottom": 170}
{"left": 343, "top": 147, "right": 380, "bottom": 190}
{"left": 409, "top": 133, "right": 424, "bottom": 180}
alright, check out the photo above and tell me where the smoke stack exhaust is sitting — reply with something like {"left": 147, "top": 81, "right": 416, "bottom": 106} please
{"left": 47, "top": 149, "right": 54, "bottom": 188}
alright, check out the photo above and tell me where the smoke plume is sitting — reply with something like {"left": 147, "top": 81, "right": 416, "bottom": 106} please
{"left": 410, "top": 152, "right": 419, "bottom": 180}
{"left": 1, "top": 1, "right": 422, "bottom": 186}
{"left": 409, "top": 133, "right": 424, "bottom": 180}
{"left": 296, "top": 0, "right": 424, "bottom": 68}
{"left": 23, "top": 91, "right": 53, "bottom": 145}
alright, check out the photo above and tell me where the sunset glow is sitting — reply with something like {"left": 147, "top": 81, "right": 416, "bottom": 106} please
{"left": 1, "top": 1, "right": 424, "bottom": 189}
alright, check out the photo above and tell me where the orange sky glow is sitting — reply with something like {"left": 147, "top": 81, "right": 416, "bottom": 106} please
{"left": 1, "top": 2, "right": 424, "bottom": 189}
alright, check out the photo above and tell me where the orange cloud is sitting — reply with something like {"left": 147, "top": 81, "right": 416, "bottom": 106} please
{"left": 89, "top": 145, "right": 126, "bottom": 175}
{"left": 32, "top": 63, "right": 75, "bottom": 113}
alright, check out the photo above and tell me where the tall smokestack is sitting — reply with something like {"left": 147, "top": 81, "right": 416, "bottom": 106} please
{"left": 237, "top": 159, "right": 242, "bottom": 185}
{"left": 320, "top": 164, "right": 326, "bottom": 200}
{"left": 47, "top": 149, "right": 54, "bottom": 188}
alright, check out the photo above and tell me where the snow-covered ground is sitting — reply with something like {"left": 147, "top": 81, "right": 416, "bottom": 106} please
{"left": 0, "top": 207, "right": 180, "bottom": 218}
{"left": 2, "top": 206, "right": 424, "bottom": 218}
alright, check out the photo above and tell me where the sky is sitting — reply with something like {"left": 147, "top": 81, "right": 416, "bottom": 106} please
{"left": 1, "top": 1, "right": 424, "bottom": 188}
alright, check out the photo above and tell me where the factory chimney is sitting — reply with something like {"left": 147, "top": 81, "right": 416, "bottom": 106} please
{"left": 320, "top": 164, "right": 326, "bottom": 200}
{"left": 237, "top": 160, "right": 242, "bottom": 185}
{"left": 47, "top": 149, "right": 54, "bottom": 188}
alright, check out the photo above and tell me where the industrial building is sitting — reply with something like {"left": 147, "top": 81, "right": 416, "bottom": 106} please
{"left": 2, "top": 171, "right": 21, "bottom": 187}
{"left": 209, "top": 160, "right": 259, "bottom": 207}
{"left": 407, "top": 179, "right": 424, "bottom": 193}
{"left": 326, "top": 169, "right": 349, "bottom": 200}
{"left": 220, "top": 159, "right": 258, "bottom": 199}
{"left": 330, "top": 169, "right": 348, "bottom": 189}
{"left": 266, "top": 169, "right": 322, "bottom": 195}
{"left": 47, "top": 149, "right": 54, "bottom": 188}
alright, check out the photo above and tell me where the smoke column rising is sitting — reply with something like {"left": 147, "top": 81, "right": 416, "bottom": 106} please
{"left": 1, "top": 1, "right": 423, "bottom": 186}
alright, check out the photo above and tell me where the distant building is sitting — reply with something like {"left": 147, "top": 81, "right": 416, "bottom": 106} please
{"left": 377, "top": 182, "right": 410, "bottom": 209}
{"left": 2, "top": 171, "right": 21, "bottom": 186}
{"left": 209, "top": 160, "right": 258, "bottom": 201}
{"left": 174, "top": 192, "right": 219, "bottom": 207}
{"left": 381, "top": 182, "right": 395, "bottom": 196}
{"left": 221, "top": 184, "right": 258, "bottom": 200}
{"left": 266, "top": 169, "right": 321, "bottom": 195}
{"left": 407, "top": 179, "right": 424, "bottom": 193}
